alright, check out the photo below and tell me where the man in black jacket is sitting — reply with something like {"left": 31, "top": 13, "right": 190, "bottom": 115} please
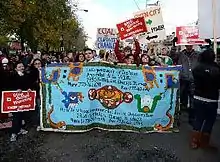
{"left": 190, "top": 49, "right": 220, "bottom": 150}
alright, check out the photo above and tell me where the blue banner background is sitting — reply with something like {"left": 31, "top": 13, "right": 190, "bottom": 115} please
{"left": 41, "top": 63, "right": 181, "bottom": 132}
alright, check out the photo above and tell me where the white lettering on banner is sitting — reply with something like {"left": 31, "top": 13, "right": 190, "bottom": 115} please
{"left": 17, "top": 104, "right": 31, "bottom": 109}
{"left": 124, "top": 20, "right": 133, "bottom": 27}
{"left": 124, "top": 29, "right": 144, "bottom": 38}
{"left": 151, "top": 25, "right": 165, "bottom": 33}
{"left": 13, "top": 97, "right": 32, "bottom": 105}
{"left": 126, "top": 22, "right": 143, "bottom": 33}
{"left": 124, "top": 20, "right": 142, "bottom": 30}
{"left": 179, "top": 27, "right": 198, "bottom": 38}
{"left": 8, "top": 106, "right": 17, "bottom": 110}
{"left": 13, "top": 93, "right": 30, "bottom": 101}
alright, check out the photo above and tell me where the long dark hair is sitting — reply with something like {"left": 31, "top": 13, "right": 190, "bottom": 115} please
{"left": 32, "top": 58, "right": 42, "bottom": 67}
{"left": 199, "top": 49, "right": 215, "bottom": 64}
{"left": 140, "top": 54, "right": 150, "bottom": 65}
{"left": 75, "top": 53, "right": 85, "bottom": 62}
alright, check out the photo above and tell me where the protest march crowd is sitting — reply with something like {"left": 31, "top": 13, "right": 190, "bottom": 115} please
{"left": 0, "top": 37, "right": 219, "bottom": 152}
{"left": 0, "top": 1, "right": 220, "bottom": 154}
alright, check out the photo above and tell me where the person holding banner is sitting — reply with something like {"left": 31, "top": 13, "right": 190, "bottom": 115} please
{"left": 28, "top": 59, "right": 42, "bottom": 127}
{"left": 140, "top": 54, "right": 150, "bottom": 65}
{"left": 190, "top": 49, "right": 220, "bottom": 150}
{"left": 99, "top": 50, "right": 109, "bottom": 62}
{"left": 158, "top": 47, "right": 173, "bottom": 66}
{"left": 124, "top": 54, "right": 135, "bottom": 64}
{"left": 10, "top": 62, "right": 32, "bottom": 142}
{"left": 147, "top": 44, "right": 162, "bottom": 66}
{"left": 84, "top": 48, "right": 100, "bottom": 63}
{"left": 75, "top": 53, "right": 85, "bottom": 62}
{"left": 114, "top": 36, "right": 140, "bottom": 64}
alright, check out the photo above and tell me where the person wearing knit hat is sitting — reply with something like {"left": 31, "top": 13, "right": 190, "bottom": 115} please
{"left": 1, "top": 58, "right": 9, "bottom": 70}
{"left": 0, "top": 51, "right": 5, "bottom": 62}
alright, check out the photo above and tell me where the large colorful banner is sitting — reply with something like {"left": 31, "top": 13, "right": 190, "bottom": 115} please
{"left": 1, "top": 91, "right": 36, "bottom": 113}
{"left": 96, "top": 28, "right": 117, "bottom": 50}
{"left": 116, "top": 17, "right": 147, "bottom": 40}
{"left": 176, "top": 26, "right": 207, "bottom": 45}
{"left": 134, "top": 6, "right": 166, "bottom": 43}
{"left": 40, "top": 63, "right": 181, "bottom": 132}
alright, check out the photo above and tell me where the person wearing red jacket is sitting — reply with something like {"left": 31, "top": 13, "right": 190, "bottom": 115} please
{"left": 114, "top": 36, "right": 140, "bottom": 64}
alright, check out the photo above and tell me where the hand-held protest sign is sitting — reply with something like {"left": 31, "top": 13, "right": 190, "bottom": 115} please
{"left": 1, "top": 91, "right": 36, "bottom": 113}
{"left": 134, "top": 6, "right": 166, "bottom": 44}
{"left": 96, "top": 28, "right": 117, "bottom": 50}
{"left": 176, "top": 26, "right": 207, "bottom": 45}
{"left": 116, "top": 17, "right": 147, "bottom": 40}
{"left": 40, "top": 63, "right": 181, "bottom": 133}
{"left": 198, "top": 0, "right": 220, "bottom": 39}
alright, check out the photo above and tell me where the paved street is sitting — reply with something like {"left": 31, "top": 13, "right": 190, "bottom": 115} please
{"left": 0, "top": 113, "right": 220, "bottom": 162}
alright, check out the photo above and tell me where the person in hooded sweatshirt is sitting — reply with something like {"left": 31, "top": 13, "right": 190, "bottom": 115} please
{"left": 10, "top": 62, "right": 32, "bottom": 142}
{"left": 190, "top": 49, "right": 220, "bottom": 150}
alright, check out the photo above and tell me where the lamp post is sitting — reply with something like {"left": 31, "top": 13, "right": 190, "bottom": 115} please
{"left": 80, "top": 9, "right": 88, "bottom": 12}
{"left": 73, "top": 9, "right": 88, "bottom": 13}
{"left": 212, "top": 0, "right": 217, "bottom": 57}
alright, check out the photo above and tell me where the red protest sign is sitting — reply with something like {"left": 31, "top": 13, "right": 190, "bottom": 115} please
{"left": 116, "top": 17, "right": 147, "bottom": 40}
{"left": 1, "top": 91, "right": 36, "bottom": 113}
{"left": 176, "top": 26, "right": 208, "bottom": 45}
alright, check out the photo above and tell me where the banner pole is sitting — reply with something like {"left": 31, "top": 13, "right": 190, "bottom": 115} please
{"left": 212, "top": 0, "right": 217, "bottom": 59}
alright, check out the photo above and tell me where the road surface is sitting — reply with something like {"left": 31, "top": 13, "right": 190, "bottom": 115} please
{"left": 0, "top": 113, "right": 220, "bottom": 162}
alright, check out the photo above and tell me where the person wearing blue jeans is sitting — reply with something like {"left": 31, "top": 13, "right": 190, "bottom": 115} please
{"left": 190, "top": 49, "right": 220, "bottom": 150}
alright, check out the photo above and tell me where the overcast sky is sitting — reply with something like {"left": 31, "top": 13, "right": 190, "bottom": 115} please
{"left": 76, "top": 0, "right": 198, "bottom": 48}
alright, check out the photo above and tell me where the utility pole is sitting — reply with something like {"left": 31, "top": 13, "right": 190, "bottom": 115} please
{"left": 212, "top": 0, "right": 217, "bottom": 59}
{"left": 146, "top": 0, "right": 149, "bottom": 8}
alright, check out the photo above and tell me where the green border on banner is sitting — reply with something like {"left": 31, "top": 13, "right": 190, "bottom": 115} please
{"left": 40, "top": 62, "right": 181, "bottom": 133}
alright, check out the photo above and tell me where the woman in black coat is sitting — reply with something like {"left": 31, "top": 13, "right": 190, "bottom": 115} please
{"left": 10, "top": 62, "right": 32, "bottom": 142}
{"left": 190, "top": 49, "right": 220, "bottom": 150}
{"left": 28, "top": 58, "right": 42, "bottom": 127}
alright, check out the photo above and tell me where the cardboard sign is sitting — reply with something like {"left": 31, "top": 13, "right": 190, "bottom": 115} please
{"left": 176, "top": 26, "right": 207, "bottom": 45}
{"left": 96, "top": 28, "right": 117, "bottom": 50}
{"left": 116, "top": 17, "right": 147, "bottom": 40}
{"left": 198, "top": 0, "right": 220, "bottom": 39}
{"left": 1, "top": 91, "right": 36, "bottom": 113}
{"left": 134, "top": 6, "right": 166, "bottom": 43}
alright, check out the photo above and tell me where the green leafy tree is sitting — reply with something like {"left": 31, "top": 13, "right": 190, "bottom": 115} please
{"left": 0, "top": 0, "right": 87, "bottom": 52}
